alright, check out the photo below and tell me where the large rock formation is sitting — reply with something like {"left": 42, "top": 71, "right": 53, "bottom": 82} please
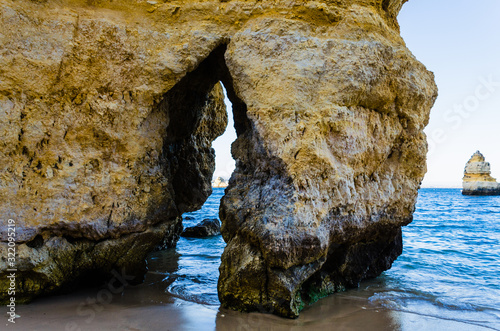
{"left": 0, "top": 0, "right": 230, "bottom": 302}
{"left": 462, "top": 151, "right": 500, "bottom": 196}
{"left": 0, "top": 0, "right": 437, "bottom": 317}
{"left": 217, "top": 2, "right": 437, "bottom": 318}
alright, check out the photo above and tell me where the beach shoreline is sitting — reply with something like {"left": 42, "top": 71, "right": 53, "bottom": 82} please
{"left": 10, "top": 282, "right": 494, "bottom": 331}
{"left": 6, "top": 188, "right": 500, "bottom": 331}
{"left": 9, "top": 252, "right": 498, "bottom": 331}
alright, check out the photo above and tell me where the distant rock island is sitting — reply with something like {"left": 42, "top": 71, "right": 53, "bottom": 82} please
{"left": 463, "top": 151, "right": 500, "bottom": 196}
{"left": 212, "top": 177, "right": 228, "bottom": 188}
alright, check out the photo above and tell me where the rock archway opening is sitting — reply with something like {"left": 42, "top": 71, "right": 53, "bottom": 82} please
{"left": 149, "top": 43, "right": 246, "bottom": 304}
{"left": 159, "top": 43, "right": 248, "bottom": 215}
{"left": 211, "top": 85, "right": 237, "bottom": 188}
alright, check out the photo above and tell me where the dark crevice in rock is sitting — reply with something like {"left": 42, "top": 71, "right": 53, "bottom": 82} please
{"left": 63, "top": 235, "right": 81, "bottom": 245}
{"left": 381, "top": 0, "right": 391, "bottom": 12}
{"left": 26, "top": 234, "right": 44, "bottom": 249}
{"left": 158, "top": 43, "right": 248, "bottom": 214}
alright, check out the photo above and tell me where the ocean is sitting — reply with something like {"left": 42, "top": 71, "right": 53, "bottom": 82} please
{"left": 151, "top": 187, "right": 500, "bottom": 330}
{"left": 15, "top": 188, "right": 500, "bottom": 330}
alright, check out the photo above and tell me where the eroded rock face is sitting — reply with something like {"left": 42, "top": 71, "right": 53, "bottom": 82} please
{"left": 462, "top": 151, "right": 500, "bottom": 196}
{"left": 0, "top": 1, "right": 230, "bottom": 302}
{"left": 0, "top": 0, "right": 437, "bottom": 316}
{"left": 218, "top": 3, "right": 437, "bottom": 318}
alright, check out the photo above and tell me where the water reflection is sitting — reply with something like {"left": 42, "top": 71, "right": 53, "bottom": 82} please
{"left": 214, "top": 287, "right": 402, "bottom": 331}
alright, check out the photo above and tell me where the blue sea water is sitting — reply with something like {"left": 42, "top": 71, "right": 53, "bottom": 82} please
{"left": 148, "top": 188, "right": 226, "bottom": 305}
{"left": 149, "top": 188, "right": 500, "bottom": 330}
{"left": 370, "top": 188, "right": 500, "bottom": 330}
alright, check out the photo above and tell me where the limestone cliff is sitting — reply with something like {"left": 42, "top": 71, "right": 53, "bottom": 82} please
{"left": 462, "top": 151, "right": 500, "bottom": 196}
{"left": 218, "top": 3, "right": 437, "bottom": 318}
{"left": 0, "top": 0, "right": 230, "bottom": 302}
{"left": 0, "top": 0, "right": 437, "bottom": 317}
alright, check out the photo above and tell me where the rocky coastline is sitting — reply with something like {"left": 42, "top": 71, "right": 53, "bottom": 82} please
{"left": 0, "top": 0, "right": 437, "bottom": 317}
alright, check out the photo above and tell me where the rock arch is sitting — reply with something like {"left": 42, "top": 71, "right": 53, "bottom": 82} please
{"left": 0, "top": 0, "right": 437, "bottom": 318}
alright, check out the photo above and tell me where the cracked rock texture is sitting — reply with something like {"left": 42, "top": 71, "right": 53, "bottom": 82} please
{"left": 218, "top": 1, "right": 437, "bottom": 318}
{"left": 0, "top": 0, "right": 437, "bottom": 317}
{"left": 0, "top": 0, "right": 229, "bottom": 302}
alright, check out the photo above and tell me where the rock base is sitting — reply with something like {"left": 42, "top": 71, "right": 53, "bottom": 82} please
{"left": 0, "top": 218, "right": 182, "bottom": 305}
{"left": 462, "top": 189, "right": 500, "bottom": 196}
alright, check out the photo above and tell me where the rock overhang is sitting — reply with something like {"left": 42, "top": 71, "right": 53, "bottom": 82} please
{"left": 0, "top": 0, "right": 437, "bottom": 318}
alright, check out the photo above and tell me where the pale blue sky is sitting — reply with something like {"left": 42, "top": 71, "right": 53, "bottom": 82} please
{"left": 213, "top": 0, "right": 500, "bottom": 187}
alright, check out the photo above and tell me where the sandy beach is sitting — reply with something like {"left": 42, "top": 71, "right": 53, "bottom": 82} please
{"left": 9, "top": 274, "right": 493, "bottom": 331}
{"left": 8, "top": 189, "right": 500, "bottom": 331}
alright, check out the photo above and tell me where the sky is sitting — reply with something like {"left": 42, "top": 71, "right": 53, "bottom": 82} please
{"left": 213, "top": 0, "right": 500, "bottom": 188}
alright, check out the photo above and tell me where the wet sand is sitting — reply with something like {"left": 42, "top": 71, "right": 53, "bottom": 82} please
{"left": 10, "top": 189, "right": 499, "bottom": 330}
{"left": 9, "top": 277, "right": 492, "bottom": 331}
{"left": 7, "top": 229, "right": 497, "bottom": 331}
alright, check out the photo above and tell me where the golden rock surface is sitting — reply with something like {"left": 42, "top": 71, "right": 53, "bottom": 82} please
{"left": 0, "top": 0, "right": 437, "bottom": 316}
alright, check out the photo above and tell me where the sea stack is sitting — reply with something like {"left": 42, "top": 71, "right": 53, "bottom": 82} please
{"left": 0, "top": 0, "right": 437, "bottom": 317}
{"left": 212, "top": 177, "right": 229, "bottom": 188}
{"left": 462, "top": 151, "right": 500, "bottom": 196}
